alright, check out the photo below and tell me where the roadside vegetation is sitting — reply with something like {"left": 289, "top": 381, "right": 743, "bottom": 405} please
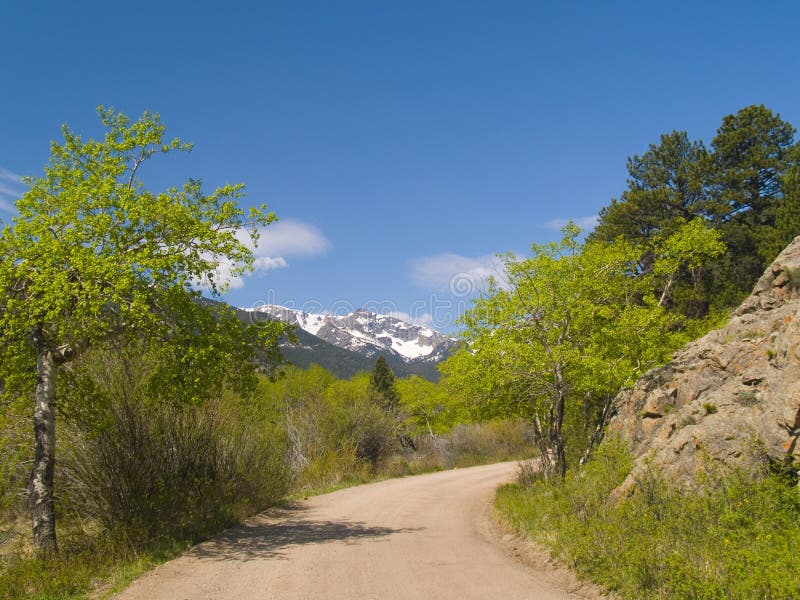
{"left": 1, "top": 352, "right": 534, "bottom": 599}
{"left": 497, "top": 439, "right": 800, "bottom": 599}
{"left": 2, "top": 103, "right": 799, "bottom": 599}
{"left": 451, "top": 104, "right": 800, "bottom": 598}
{"left": 2, "top": 303, "right": 532, "bottom": 598}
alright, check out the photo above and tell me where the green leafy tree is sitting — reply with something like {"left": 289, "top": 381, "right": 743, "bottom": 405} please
{"left": 0, "top": 108, "right": 284, "bottom": 555}
{"left": 443, "top": 223, "right": 724, "bottom": 480}
{"left": 397, "top": 375, "right": 456, "bottom": 436}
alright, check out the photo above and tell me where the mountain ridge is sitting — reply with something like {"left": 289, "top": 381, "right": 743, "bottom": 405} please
{"left": 237, "top": 304, "right": 458, "bottom": 381}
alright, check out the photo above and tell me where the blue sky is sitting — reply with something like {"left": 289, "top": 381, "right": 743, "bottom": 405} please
{"left": 2, "top": 1, "right": 799, "bottom": 331}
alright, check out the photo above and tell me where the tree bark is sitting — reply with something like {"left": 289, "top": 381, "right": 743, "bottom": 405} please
{"left": 29, "top": 333, "right": 59, "bottom": 556}
{"left": 551, "top": 363, "right": 567, "bottom": 480}
{"left": 579, "top": 395, "right": 616, "bottom": 467}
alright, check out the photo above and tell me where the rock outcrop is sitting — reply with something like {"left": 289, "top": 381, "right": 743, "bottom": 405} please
{"left": 611, "top": 236, "right": 800, "bottom": 491}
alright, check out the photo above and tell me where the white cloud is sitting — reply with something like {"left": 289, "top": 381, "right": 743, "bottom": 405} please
{"left": 410, "top": 253, "right": 507, "bottom": 296}
{"left": 205, "top": 218, "right": 331, "bottom": 291}
{"left": 253, "top": 218, "right": 332, "bottom": 258}
{"left": 543, "top": 214, "right": 598, "bottom": 232}
{"left": 0, "top": 168, "right": 23, "bottom": 184}
{"left": 209, "top": 255, "right": 289, "bottom": 291}
{"left": 0, "top": 167, "right": 25, "bottom": 213}
{"left": 387, "top": 310, "right": 435, "bottom": 328}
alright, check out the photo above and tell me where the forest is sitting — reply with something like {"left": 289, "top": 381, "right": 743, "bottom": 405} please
{"left": 2, "top": 103, "right": 799, "bottom": 598}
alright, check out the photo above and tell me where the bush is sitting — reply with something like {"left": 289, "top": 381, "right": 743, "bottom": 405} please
{"left": 1, "top": 347, "right": 291, "bottom": 599}
{"left": 60, "top": 395, "right": 291, "bottom": 543}
{"left": 0, "top": 399, "right": 29, "bottom": 550}
{"left": 444, "top": 420, "right": 534, "bottom": 467}
{"left": 52, "top": 346, "right": 291, "bottom": 544}
{"left": 496, "top": 438, "right": 800, "bottom": 599}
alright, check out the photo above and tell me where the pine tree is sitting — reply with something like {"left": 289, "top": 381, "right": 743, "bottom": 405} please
{"left": 369, "top": 356, "right": 400, "bottom": 412}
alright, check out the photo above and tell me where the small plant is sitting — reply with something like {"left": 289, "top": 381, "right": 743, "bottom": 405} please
{"left": 785, "top": 266, "right": 800, "bottom": 289}
{"left": 702, "top": 402, "right": 718, "bottom": 415}
{"left": 737, "top": 391, "right": 759, "bottom": 406}
{"left": 766, "top": 348, "right": 777, "bottom": 360}
{"left": 740, "top": 329, "right": 764, "bottom": 340}
{"left": 496, "top": 439, "right": 800, "bottom": 600}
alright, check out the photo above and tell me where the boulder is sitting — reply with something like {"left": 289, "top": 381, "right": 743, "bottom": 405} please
{"left": 610, "top": 236, "right": 800, "bottom": 492}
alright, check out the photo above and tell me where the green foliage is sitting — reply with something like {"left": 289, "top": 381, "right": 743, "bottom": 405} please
{"left": 0, "top": 107, "right": 288, "bottom": 553}
{"left": 255, "top": 364, "right": 538, "bottom": 492}
{"left": 496, "top": 440, "right": 800, "bottom": 599}
{"left": 0, "top": 106, "right": 282, "bottom": 395}
{"left": 442, "top": 223, "right": 722, "bottom": 478}
{"left": 1, "top": 345, "right": 292, "bottom": 598}
{"left": 258, "top": 366, "right": 396, "bottom": 490}
{"left": 762, "top": 143, "right": 800, "bottom": 262}
{"left": 0, "top": 397, "right": 28, "bottom": 530}
{"left": 397, "top": 375, "right": 461, "bottom": 434}
{"left": 58, "top": 345, "right": 291, "bottom": 543}
{"left": 591, "top": 104, "right": 799, "bottom": 314}
{"left": 1, "top": 534, "right": 192, "bottom": 600}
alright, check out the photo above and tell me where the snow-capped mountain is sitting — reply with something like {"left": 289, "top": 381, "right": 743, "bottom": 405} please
{"left": 244, "top": 305, "right": 458, "bottom": 364}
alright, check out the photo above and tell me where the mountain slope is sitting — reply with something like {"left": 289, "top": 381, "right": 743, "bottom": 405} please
{"left": 234, "top": 305, "right": 456, "bottom": 381}
{"left": 247, "top": 305, "right": 456, "bottom": 363}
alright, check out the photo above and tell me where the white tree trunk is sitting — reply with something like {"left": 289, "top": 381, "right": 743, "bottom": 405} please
{"left": 29, "top": 338, "right": 58, "bottom": 555}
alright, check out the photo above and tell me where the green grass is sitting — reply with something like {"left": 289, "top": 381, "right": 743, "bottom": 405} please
{"left": 496, "top": 439, "right": 800, "bottom": 599}
{"left": 0, "top": 535, "right": 192, "bottom": 600}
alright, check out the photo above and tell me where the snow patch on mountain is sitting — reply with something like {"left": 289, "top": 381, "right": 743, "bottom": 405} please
{"left": 244, "top": 305, "right": 456, "bottom": 362}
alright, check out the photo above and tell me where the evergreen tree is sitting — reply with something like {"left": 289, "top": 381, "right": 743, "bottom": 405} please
{"left": 591, "top": 105, "right": 798, "bottom": 314}
{"left": 591, "top": 130, "right": 711, "bottom": 244}
{"left": 705, "top": 105, "right": 798, "bottom": 306}
{"left": 369, "top": 356, "right": 400, "bottom": 412}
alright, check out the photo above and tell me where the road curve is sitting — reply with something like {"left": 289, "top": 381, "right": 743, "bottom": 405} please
{"left": 114, "top": 462, "right": 576, "bottom": 599}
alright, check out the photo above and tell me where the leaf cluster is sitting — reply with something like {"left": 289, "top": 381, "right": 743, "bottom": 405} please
{"left": 591, "top": 104, "right": 799, "bottom": 314}
{"left": 0, "top": 107, "right": 286, "bottom": 400}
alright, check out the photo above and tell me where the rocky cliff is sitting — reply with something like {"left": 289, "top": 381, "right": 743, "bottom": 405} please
{"left": 611, "top": 236, "right": 800, "bottom": 491}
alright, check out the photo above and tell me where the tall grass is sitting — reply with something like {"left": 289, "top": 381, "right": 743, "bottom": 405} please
{"left": 496, "top": 439, "right": 800, "bottom": 599}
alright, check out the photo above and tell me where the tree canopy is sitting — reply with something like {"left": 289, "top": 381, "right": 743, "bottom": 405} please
{"left": 442, "top": 222, "right": 724, "bottom": 479}
{"left": 0, "top": 107, "right": 286, "bottom": 554}
{"left": 590, "top": 105, "right": 799, "bottom": 315}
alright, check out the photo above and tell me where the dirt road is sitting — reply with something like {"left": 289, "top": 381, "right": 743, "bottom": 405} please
{"left": 114, "top": 462, "right": 583, "bottom": 599}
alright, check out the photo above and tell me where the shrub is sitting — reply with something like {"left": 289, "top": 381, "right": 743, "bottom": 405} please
{"left": 54, "top": 347, "right": 291, "bottom": 544}
{"left": 445, "top": 420, "right": 534, "bottom": 467}
{"left": 0, "top": 400, "right": 29, "bottom": 549}
{"left": 496, "top": 438, "right": 800, "bottom": 599}
{"left": 60, "top": 394, "right": 291, "bottom": 543}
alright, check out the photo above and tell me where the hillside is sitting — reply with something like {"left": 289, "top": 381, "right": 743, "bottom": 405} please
{"left": 231, "top": 305, "right": 457, "bottom": 380}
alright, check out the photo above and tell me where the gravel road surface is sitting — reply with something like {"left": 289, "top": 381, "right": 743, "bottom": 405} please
{"left": 114, "top": 462, "right": 585, "bottom": 599}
